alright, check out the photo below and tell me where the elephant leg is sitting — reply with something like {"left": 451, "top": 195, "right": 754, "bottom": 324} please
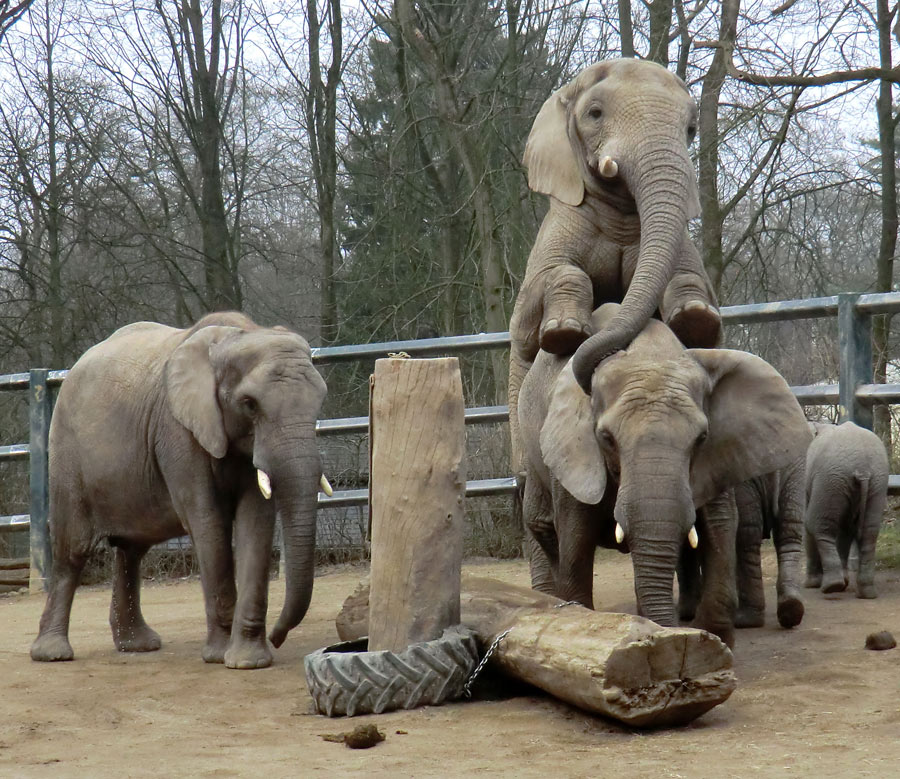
{"left": 538, "top": 264, "right": 594, "bottom": 355}
{"left": 31, "top": 485, "right": 91, "bottom": 661}
{"left": 225, "top": 489, "right": 276, "bottom": 669}
{"left": 676, "top": 539, "right": 702, "bottom": 622}
{"left": 855, "top": 475, "right": 886, "bottom": 599}
{"left": 691, "top": 490, "right": 737, "bottom": 649}
{"left": 733, "top": 484, "right": 765, "bottom": 629}
{"left": 523, "top": 473, "right": 558, "bottom": 596}
{"left": 552, "top": 488, "right": 599, "bottom": 608}
{"left": 806, "top": 475, "right": 850, "bottom": 594}
{"left": 804, "top": 527, "right": 823, "bottom": 588}
{"left": 772, "top": 468, "right": 805, "bottom": 627}
{"left": 109, "top": 540, "right": 161, "bottom": 652}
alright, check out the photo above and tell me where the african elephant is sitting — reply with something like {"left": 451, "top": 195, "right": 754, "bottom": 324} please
{"left": 30, "top": 312, "right": 328, "bottom": 669}
{"left": 509, "top": 58, "right": 721, "bottom": 473}
{"left": 518, "top": 304, "right": 811, "bottom": 647}
{"left": 804, "top": 421, "right": 889, "bottom": 598}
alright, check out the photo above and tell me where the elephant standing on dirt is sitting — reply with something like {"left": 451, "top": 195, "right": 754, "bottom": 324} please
{"left": 518, "top": 304, "right": 811, "bottom": 647}
{"left": 509, "top": 58, "right": 722, "bottom": 474}
{"left": 804, "top": 421, "right": 889, "bottom": 599}
{"left": 31, "top": 313, "right": 328, "bottom": 669}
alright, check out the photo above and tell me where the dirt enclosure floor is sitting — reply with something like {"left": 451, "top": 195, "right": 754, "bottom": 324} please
{"left": 1, "top": 551, "right": 899, "bottom": 778}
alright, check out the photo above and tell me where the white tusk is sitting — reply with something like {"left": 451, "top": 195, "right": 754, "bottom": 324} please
{"left": 615, "top": 523, "right": 625, "bottom": 544}
{"left": 599, "top": 155, "right": 619, "bottom": 178}
{"left": 319, "top": 474, "right": 333, "bottom": 497}
{"left": 688, "top": 525, "right": 699, "bottom": 549}
{"left": 257, "top": 469, "right": 272, "bottom": 500}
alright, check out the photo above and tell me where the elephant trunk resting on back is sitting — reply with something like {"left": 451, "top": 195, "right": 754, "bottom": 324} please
{"left": 509, "top": 57, "right": 722, "bottom": 476}
{"left": 31, "top": 312, "right": 328, "bottom": 668}
{"left": 518, "top": 304, "right": 812, "bottom": 647}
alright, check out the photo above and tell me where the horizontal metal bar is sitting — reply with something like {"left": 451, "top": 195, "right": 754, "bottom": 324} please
{"left": 312, "top": 331, "right": 512, "bottom": 364}
{"left": 856, "top": 384, "right": 900, "bottom": 403}
{"left": 890, "top": 475, "right": 900, "bottom": 494}
{"left": 316, "top": 405, "right": 510, "bottom": 436}
{"left": 0, "top": 444, "right": 29, "bottom": 461}
{"left": 0, "top": 515, "right": 30, "bottom": 532}
{"left": 721, "top": 296, "right": 840, "bottom": 324}
{"left": 792, "top": 384, "right": 839, "bottom": 404}
{"left": 317, "top": 477, "right": 520, "bottom": 508}
{"left": 854, "top": 293, "right": 900, "bottom": 316}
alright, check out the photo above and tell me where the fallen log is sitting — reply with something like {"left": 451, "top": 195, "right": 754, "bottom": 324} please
{"left": 335, "top": 575, "right": 736, "bottom": 728}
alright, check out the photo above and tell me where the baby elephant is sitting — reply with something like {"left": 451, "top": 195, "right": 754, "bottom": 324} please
{"left": 804, "top": 421, "right": 889, "bottom": 598}
{"left": 31, "top": 312, "right": 328, "bottom": 668}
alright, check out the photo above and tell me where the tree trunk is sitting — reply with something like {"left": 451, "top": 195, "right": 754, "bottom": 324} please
{"left": 336, "top": 575, "right": 737, "bottom": 728}
{"left": 647, "top": 0, "right": 674, "bottom": 66}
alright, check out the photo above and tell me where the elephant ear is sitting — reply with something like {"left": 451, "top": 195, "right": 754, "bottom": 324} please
{"left": 523, "top": 87, "right": 584, "bottom": 206}
{"left": 539, "top": 360, "right": 607, "bottom": 504}
{"left": 165, "top": 325, "right": 241, "bottom": 459}
{"left": 688, "top": 349, "right": 813, "bottom": 507}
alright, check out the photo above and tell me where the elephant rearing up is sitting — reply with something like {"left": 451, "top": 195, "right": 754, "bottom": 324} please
{"left": 31, "top": 313, "right": 328, "bottom": 669}
{"left": 509, "top": 58, "right": 721, "bottom": 472}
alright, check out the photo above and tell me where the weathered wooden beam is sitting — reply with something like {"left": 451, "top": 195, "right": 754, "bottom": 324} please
{"left": 336, "top": 575, "right": 737, "bottom": 728}
{"left": 366, "top": 357, "right": 467, "bottom": 653}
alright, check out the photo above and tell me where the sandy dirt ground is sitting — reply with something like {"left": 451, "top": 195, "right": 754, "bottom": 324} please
{"left": 1, "top": 552, "right": 899, "bottom": 778}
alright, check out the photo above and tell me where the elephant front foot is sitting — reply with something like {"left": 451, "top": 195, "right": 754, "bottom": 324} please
{"left": 666, "top": 300, "right": 721, "bottom": 349}
{"left": 539, "top": 317, "right": 592, "bottom": 355}
{"left": 224, "top": 636, "right": 273, "bottom": 670}
{"left": 821, "top": 572, "right": 848, "bottom": 594}
{"left": 31, "top": 632, "right": 75, "bottom": 662}
{"left": 113, "top": 623, "right": 162, "bottom": 653}
{"left": 202, "top": 629, "right": 231, "bottom": 664}
{"left": 856, "top": 582, "right": 877, "bottom": 599}
{"left": 804, "top": 573, "right": 822, "bottom": 589}
{"left": 776, "top": 596, "right": 804, "bottom": 629}
{"left": 735, "top": 606, "right": 765, "bottom": 629}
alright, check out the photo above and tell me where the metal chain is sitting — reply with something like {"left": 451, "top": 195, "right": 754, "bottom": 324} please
{"left": 553, "top": 600, "right": 582, "bottom": 608}
{"left": 463, "top": 628, "right": 513, "bottom": 698}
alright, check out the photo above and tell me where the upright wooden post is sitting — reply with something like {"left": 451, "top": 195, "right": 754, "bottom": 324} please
{"left": 29, "top": 369, "right": 52, "bottom": 593}
{"left": 367, "top": 357, "right": 467, "bottom": 652}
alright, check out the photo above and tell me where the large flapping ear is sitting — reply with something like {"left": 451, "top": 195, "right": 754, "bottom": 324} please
{"left": 539, "top": 360, "right": 607, "bottom": 504}
{"left": 688, "top": 349, "right": 813, "bottom": 507}
{"left": 524, "top": 83, "right": 584, "bottom": 206}
{"left": 165, "top": 326, "right": 242, "bottom": 459}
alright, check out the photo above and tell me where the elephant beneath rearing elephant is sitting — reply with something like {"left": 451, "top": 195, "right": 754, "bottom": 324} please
{"left": 517, "top": 304, "right": 812, "bottom": 647}
{"left": 31, "top": 312, "right": 328, "bottom": 669}
{"left": 509, "top": 57, "right": 722, "bottom": 476}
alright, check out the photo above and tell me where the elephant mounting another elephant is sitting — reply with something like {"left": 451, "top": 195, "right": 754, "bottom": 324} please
{"left": 508, "top": 57, "right": 723, "bottom": 477}
{"left": 518, "top": 304, "right": 812, "bottom": 648}
{"left": 31, "top": 312, "right": 328, "bottom": 669}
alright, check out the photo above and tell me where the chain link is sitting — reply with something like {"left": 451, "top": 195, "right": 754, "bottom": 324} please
{"left": 553, "top": 600, "right": 582, "bottom": 608}
{"left": 463, "top": 627, "right": 512, "bottom": 697}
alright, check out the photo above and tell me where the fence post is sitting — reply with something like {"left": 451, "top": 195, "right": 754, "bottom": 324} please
{"left": 29, "top": 369, "right": 52, "bottom": 593}
{"left": 838, "top": 293, "right": 873, "bottom": 429}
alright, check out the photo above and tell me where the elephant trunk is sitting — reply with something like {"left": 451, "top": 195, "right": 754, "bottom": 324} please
{"left": 266, "top": 440, "right": 321, "bottom": 649}
{"left": 616, "top": 465, "right": 694, "bottom": 627}
{"left": 572, "top": 135, "right": 698, "bottom": 393}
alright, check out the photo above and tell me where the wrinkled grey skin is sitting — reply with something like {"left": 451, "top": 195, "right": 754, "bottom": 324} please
{"left": 518, "top": 304, "right": 812, "bottom": 648}
{"left": 509, "top": 58, "right": 721, "bottom": 475}
{"left": 804, "top": 421, "right": 889, "bottom": 598}
{"left": 31, "top": 313, "right": 327, "bottom": 668}
{"left": 680, "top": 455, "right": 807, "bottom": 630}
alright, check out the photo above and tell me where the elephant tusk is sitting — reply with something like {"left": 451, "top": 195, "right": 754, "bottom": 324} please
{"left": 257, "top": 469, "right": 272, "bottom": 500}
{"left": 688, "top": 525, "right": 699, "bottom": 549}
{"left": 598, "top": 155, "right": 619, "bottom": 178}
{"left": 319, "top": 474, "right": 333, "bottom": 497}
{"left": 615, "top": 523, "right": 625, "bottom": 544}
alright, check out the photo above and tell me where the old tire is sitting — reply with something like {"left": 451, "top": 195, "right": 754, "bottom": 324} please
{"left": 304, "top": 626, "right": 480, "bottom": 717}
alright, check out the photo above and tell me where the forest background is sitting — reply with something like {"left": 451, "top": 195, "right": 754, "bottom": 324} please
{"left": 2, "top": 0, "right": 899, "bottom": 558}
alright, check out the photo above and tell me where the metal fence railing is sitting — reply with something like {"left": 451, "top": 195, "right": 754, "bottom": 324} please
{"left": 3, "top": 291, "right": 900, "bottom": 591}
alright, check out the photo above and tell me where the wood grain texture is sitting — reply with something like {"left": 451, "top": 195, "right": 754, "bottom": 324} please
{"left": 367, "top": 358, "right": 467, "bottom": 652}
{"left": 337, "top": 575, "right": 736, "bottom": 728}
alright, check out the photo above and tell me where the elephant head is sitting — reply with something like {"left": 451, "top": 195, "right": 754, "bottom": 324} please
{"left": 539, "top": 305, "right": 812, "bottom": 628}
{"left": 166, "top": 323, "right": 327, "bottom": 648}
{"left": 524, "top": 58, "right": 703, "bottom": 392}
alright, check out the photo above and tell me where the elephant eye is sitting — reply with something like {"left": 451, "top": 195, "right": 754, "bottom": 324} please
{"left": 687, "top": 124, "right": 697, "bottom": 142}
{"left": 597, "top": 429, "right": 616, "bottom": 450}
{"left": 587, "top": 106, "right": 603, "bottom": 120}
{"left": 695, "top": 430, "right": 708, "bottom": 447}
{"left": 240, "top": 396, "right": 259, "bottom": 415}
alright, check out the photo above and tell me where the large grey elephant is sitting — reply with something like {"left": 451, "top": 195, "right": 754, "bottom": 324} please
{"left": 30, "top": 312, "right": 328, "bottom": 668}
{"left": 518, "top": 304, "right": 812, "bottom": 647}
{"left": 509, "top": 58, "right": 721, "bottom": 473}
{"left": 804, "top": 421, "right": 889, "bottom": 598}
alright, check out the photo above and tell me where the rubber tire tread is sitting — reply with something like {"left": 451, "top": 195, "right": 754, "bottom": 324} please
{"left": 304, "top": 626, "right": 480, "bottom": 717}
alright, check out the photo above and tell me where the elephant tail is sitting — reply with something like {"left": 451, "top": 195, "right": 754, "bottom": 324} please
{"left": 855, "top": 474, "right": 870, "bottom": 530}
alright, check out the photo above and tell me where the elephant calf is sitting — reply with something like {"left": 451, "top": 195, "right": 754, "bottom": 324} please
{"left": 31, "top": 312, "right": 328, "bottom": 668}
{"left": 804, "top": 421, "right": 889, "bottom": 598}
